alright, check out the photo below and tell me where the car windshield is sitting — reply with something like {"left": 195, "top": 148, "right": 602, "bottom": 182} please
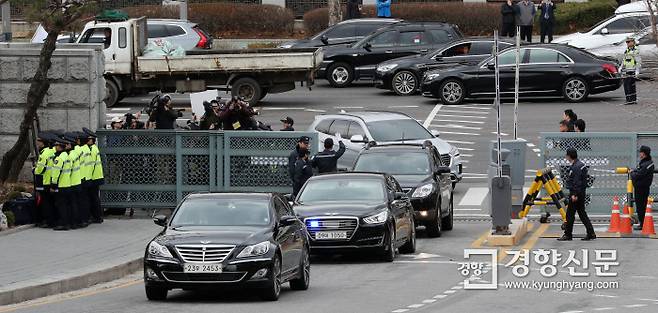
{"left": 586, "top": 15, "right": 614, "bottom": 33}
{"left": 170, "top": 198, "right": 271, "bottom": 227}
{"left": 366, "top": 119, "right": 432, "bottom": 142}
{"left": 298, "top": 178, "right": 385, "bottom": 203}
{"left": 354, "top": 152, "right": 431, "bottom": 175}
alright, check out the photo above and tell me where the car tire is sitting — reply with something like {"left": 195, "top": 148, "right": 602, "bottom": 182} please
{"left": 381, "top": 224, "right": 396, "bottom": 262}
{"left": 439, "top": 79, "right": 465, "bottom": 105}
{"left": 145, "top": 285, "right": 168, "bottom": 301}
{"left": 392, "top": 71, "right": 418, "bottom": 96}
{"left": 441, "top": 193, "right": 454, "bottom": 231}
{"left": 260, "top": 254, "right": 282, "bottom": 301}
{"left": 327, "top": 62, "right": 354, "bottom": 87}
{"left": 104, "top": 79, "right": 120, "bottom": 108}
{"left": 231, "top": 77, "right": 262, "bottom": 105}
{"left": 399, "top": 218, "right": 416, "bottom": 254}
{"left": 289, "top": 246, "right": 310, "bottom": 291}
{"left": 426, "top": 198, "right": 442, "bottom": 238}
{"left": 562, "top": 76, "right": 589, "bottom": 103}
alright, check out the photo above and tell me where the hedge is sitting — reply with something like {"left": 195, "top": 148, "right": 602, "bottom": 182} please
{"left": 304, "top": 0, "right": 617, "bottom": 37}
{"left": 123, "top": 3, "right": 295, "bottom": 38}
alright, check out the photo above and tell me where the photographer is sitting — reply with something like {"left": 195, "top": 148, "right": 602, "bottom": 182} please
{"left": 220, "top": 97, "right": 258, "bottom": 130}
{"left": 199, "top": 100, "right": 221, "bottom": 130}
{"left": 147, "top": 94, "right": 183, "bottom": 129}
{"left": 123, "top": 112, "right": 145, "bottom": 130}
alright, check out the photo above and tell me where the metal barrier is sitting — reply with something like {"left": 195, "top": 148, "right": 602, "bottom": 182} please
{"left": 541, "top": 132, "right": 658, "bottom": 215}
{"left": 97, "top": 130, "right": 318, "bottom": 209}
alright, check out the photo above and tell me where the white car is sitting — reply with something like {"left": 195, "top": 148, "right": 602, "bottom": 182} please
{"left": 588, "top": 26, "right": 658, "bottom": 62}
{"left": 307, "top": 111, "right": 463, "bottom": 184}
{"left": 553, "top": 2, "right": 651, "bottom": 50}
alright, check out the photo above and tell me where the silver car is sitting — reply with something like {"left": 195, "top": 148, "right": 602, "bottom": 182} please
{"left": 307, "top": 111, "right": 463, "bottom": 184}
{"left": 588, "top": 26, "right": 657, "bottom": 63}
{"left": 146, "top": 19, "right": 213, "bottom": 51}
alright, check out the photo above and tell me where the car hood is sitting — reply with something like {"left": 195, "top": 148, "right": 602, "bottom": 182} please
{"left": 391, "top": 174, "right": 433, "bottom": 188}
{"left": 293, "top": 202, "right": 387, "bottom": 218}
{"left": 378, "top": 137, "right": 453, "bottom": 154}
{"left": 159, "top": 226, "right": 271, "bottom": 246}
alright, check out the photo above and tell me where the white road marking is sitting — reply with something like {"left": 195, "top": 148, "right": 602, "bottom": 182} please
{"left": 436, "top": 114, "right": 487, "bottom": 119}
{"left": 433, "top": 295, "right": 447, "bottom": 299}
{"left": 451, "top": 286, "right": 463, "bottom": 289}
{"left": 392, "top": 309, "right": 409, "bottom": 313}
{"left": 456, "top": 147, "right": 474, "bottom": 151}
{"left": 623, "top": 304, "right": 647, "bottom": 308}
{"left": 445, "top": 140, "right": 475, "bottom": 145}
{"left": 592, "top": 308, "right": 614, "bottom": 311}
{"left": 461, "top": 177, "right": 486, "bottom": 179}
{"left": 458, "top": 187, "right": 489, "bottom": 206}
{"left": 423, "top": 104, "right": 443, "bottom": 127}
{"left": 637, "top": 298, "right": 658, "bottom": 302}
{"left": 408, "top": 304, "right": 425, "bottom": 309}
{"left": 304, "top": 109, "right": 326, "bottom": 113}
{"left": 433, "top": 119, "right": 485, "bottom": 124}
{"left": 462, "top": 172, "right": 487, "bottom": 176}
{"left": 435, "top": 131, "right": 480, "bottom": 136}
{"left": 389, "top": 105, "right": 419, "bottom": 108}
{"left": 422, "top": 299, "right": 437, "bottom": 304}
{"left": 491, "top": 131, "right": 510, "bottom": 136}
{"left": 558, "top": 311, "right": 584, "bottom": 313}
{"left": 460, "top": 154, "right": 473, "bottom": 157}
{"left": 527, "top": 143, "right": 536, "bottom": 147}
{"left": 456, "top": 106, "right": 491, "bottom": 110}
{"left": 431, "top": 124, "right": 482, "bottom": 130}
{"left": 439, "top": 109, "right": 489, "bottom": 115}
{"left": 594, "top": 294, "right": 618, "bottom": 298}
{"left": 110, "top": 108, "right": 130, "bottom": 111}
{"left": 106, "top": 113, "right": 125, "bottom": 117}
{"left": 444, "top": 290, "right": 456, "bottom": 294}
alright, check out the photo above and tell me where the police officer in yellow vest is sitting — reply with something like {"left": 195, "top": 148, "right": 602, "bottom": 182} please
{"left": 50, "top": 137, "right": 73, "bottom": 231}
{"left": 34, "top": 132, "right": 56, "bottom": 228}
{"left": 620, "top": 36, "right": 641, "bottom": 105}
{"left": 65, "top": 132, "right": 86, "bottom": 228}
{"left": 75, "top": 131, "right": 92, "bottom": 224}
{"left": 83, "top": 128, "right": 105, "bottom": 223}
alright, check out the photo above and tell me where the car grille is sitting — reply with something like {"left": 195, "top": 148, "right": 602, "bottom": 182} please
{"left": 162, "top": 271, "right": 246, "bottom": 283}
{"left": 440, "top": 154, "right": 451, "bottom": 166}
{"left": 174, "top": 244, "right": 235, "bottom": 263}
{"left": 305, "top": 217, "right": 358, "bottom": 240}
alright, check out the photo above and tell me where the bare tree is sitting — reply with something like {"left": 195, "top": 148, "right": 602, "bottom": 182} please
{"left": 328, "top": 0, "right": 342, "bottom": 27}
{"left": 0, "top": 0, "right": 95, "bottom": 183}
{"left": 646, "top": 0, "right": 658, "bottom": 48}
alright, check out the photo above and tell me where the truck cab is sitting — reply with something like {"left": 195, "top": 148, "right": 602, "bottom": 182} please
{"left": 77, "top": 19, "right": 140, "bottom": 75}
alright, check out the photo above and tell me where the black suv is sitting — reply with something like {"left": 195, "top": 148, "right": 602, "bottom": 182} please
{"left": 376, "top": 38, "right": 514, "bottom": 96}
{"left": 352, "top": 142, "right": 454, "bottom": 237}
{"left": 279, "top": 18, "right": 401, "bottom": 49}
{"left": 318, "top": 22, "right": 463, "bottom": 87}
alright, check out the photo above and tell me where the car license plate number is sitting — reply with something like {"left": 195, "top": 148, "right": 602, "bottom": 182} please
{"left": 315, "top": 231, "right": 348, "bottom": 240}
{"left": 183, "top": 263, "right": 222, "bottom": 273}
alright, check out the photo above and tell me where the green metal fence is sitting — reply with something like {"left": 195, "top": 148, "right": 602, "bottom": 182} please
{"left": 97, "top": 130, "right": 318, "bottom": 209}
{"left": 541, "top": 132, "right": 657, "bottom": 215}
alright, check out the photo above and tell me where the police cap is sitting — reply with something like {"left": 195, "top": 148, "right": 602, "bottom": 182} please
{"left": 82, "top": 127, "right": 97, "bottom": 138}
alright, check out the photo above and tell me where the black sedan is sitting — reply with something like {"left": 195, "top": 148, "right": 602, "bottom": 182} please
{"left": 318, "top": 22, "right": 462, "bottom": 87}
{"left": 144, "top": 193, "right": 310, "bottom": 301}
{"left": 293, "top": 172, "right": 416, "bottom": 262}
{"left": 279, "top": 18, "right": 401, "bottom": 48}
{"left": 420, "top": 44, "right": 622, "bottom": 105}
{"left": 375, "top": 38, "right": 514, "bottom": 96}
{"left": 352, "top": 143, "right": 454, "bottom": 237}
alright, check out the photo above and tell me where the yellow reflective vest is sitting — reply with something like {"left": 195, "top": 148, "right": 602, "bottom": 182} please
{"left": 51, "top": 151, "right": 71, "bottom": 189}
{"left": 35, "top": 147, "right": 54, "bottom": 190}
{"left": 69, "top": 146, "right": 82, "bottom": 187}
{"left": 90, "top": 144, "right": 104, "bottom": 181}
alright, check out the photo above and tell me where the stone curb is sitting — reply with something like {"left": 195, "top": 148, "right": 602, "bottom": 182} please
{"left": 0, "top": 224, "right": 34, "bottom": 237}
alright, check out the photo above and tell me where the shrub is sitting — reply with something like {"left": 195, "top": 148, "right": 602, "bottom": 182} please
{"left": 124, "top": 3, "right": 295, "bottom": 38}
{"left": 550, "top": 0, "right": 617, "bottom": 34}
{"left": 4, "top": 211, "right": 15, "bottom": 228}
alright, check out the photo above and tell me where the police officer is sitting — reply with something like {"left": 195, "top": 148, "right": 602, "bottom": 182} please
{"left": 280, "top": 117, "right": 295, "bottom": 131}
{"left": 288, "top": 136, "right": 310, "bottom": 182}
{"left": 83, "top": 127, "right": 105, "bottom": 223}
{"left": 65, "top": 132, "right": 86, "bottom": 228}
{"left": 50, "top": 138, "right": 72, "bottom": 231}
{"left": 631, "top": 145, "right": 654, "bottom": 230}
{"left": 34, "top": 132, "right": 56, "bottom": 228}
{"left": 311, "top": 138, "right": 346, "bottom": 173}
{"left": 558, "top": 148, "right": 596, "bottom": 241}
{"left": 293, "top": 147, "right": 313, "bottom": 197}
{"left": 620, "top": 36, "right": 641, "bottom": 105}
{"left": 76, "top": 131, "right": 92, "bottom": 224}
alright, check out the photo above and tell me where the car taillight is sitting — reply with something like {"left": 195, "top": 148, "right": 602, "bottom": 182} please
{"left": 193, "top": 27, "right": 209, "bottom": 49}
{"left": 602, "top": 63, "right": 618, "bottom": 74}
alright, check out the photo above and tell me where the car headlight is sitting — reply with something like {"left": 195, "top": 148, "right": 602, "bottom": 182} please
{"left": 412, "top": 183, "right": 434, "bottom": 198}
{"left": 377, "top": 63, "right": 398, "bottom": 72}
{"left": 364, "top": 210, "right": 388, "bottom": 224}
{"left": 148, "top": 241, "right": 173, "bottom": 258}
{"left": 237, "top": 241, "right": 270, "bottom": 258}
{"left": 424, "top": 73, "right": 440, "bottom": 81}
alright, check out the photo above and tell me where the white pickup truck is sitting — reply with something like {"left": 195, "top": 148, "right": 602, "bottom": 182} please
{"left": 76, "top": 17, "right": 323, "bottom": 106}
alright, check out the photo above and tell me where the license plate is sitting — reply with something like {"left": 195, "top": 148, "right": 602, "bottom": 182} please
{"left": 183, "top": 263, "right": 222, "bottom": 273}
{"left": 315, "top": 231, "right": 348, "bottom": 240}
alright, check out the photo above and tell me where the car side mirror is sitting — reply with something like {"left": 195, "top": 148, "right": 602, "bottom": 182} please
{"left": 433, "top": 55, "right": 443, "bottom": 61}
{"left": 363, "top": 42, "right": 372, "bottom": 52}
{"left": 394, "top": 192, "right": 408, "bottom": 200}
{"left": 280, "top": 215, "right": 297, "bottom": 227}
{"left": 487, "top": 62, "right": 495, "bottom": 70}
{"left": 430, "top": 130, "right": 441, "bottom": 137}
{"left": 435, "top": 166, "right": 451, "bottom": 175}
{"left": 320, "top": 35, "right": 329, "bottom": 45}
{"left": 153, "top": 214, "right": 168, "bottom": 227}
{"left": 601, "top": 28, "right": 609, "bottom": 35}
{"left": 350, "top": 134, "right": 367, "bottom": 143}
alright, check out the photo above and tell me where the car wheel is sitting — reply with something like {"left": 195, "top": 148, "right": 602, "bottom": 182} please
{"left": 381, "top": 224, "right": 396, "bottom": 262}
{"left": 392, "top": 71, "right": 418, "bottom": 96}
{"left": 426, "top": 198, "right": 442, "bottom": 238}
{"left": 231, "top": 77, "right": 262, "bottom": 105}
{"left": 441, "top": 193, "right": 454, "bottom": 231}
{"left": 563, "top": 76, "right": 589, "bottom": 103}
{"left": 289, "top": 246, "right": 310, "bottom": 290}
{"left": 104, "top": 80, "right": 120, "bottom": 108}
{"left": 260, "top": 254, "right": 282, "bottom": 301}
{"left": 145, "top": 285, "right": 168, "bottom": 301}
{"left": 399, "top": 218, "right": 416, "bottom": 254}
{"left": 327, "top": 62, "right": 354, "bottom": 87}
{"left": 439, "top": 79, "right": 465, "bottom": 105}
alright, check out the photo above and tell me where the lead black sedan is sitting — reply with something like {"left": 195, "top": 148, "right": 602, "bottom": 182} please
{"left": 375, "top": 38, "right": 514, "bottom": 96}
{"left": 293, "top": 172, "right": 416, "bottom": 262}
{"left": 420, "top": 44, "right": 621, "bottom": 104}
{"left": 144, "top": 193, "right": 309, "bottom": 301}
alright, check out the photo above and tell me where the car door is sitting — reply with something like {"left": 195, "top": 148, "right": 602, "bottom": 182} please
{"left": 274, "top": 198, "right": 296, "bottom": 273}
{"left": 522, "top": 48, "right": 573, "bottom": 94}
{"left": 328, "top": 119, "right": 358, "bottom": 167}
{"left": 79, "top": 27, "right": 117, "bottom": 73}
{"left": 398, "top": 30, "right": 433, "bottom": 56}
{"left": 276, "top": 196, "right": 303, "bottom": 273}
{"left": 386, "top": 176, "right": 408, "bottom": 242}
{"left": 355, "top": 30, "right": 399, "bottom": 78}
{"left": 431, "top": 148, "right": 451, "bottom": 214}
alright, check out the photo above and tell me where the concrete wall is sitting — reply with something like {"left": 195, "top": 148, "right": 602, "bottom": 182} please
{"left": 0, "top": 43, "right": 105, "bottom": 179}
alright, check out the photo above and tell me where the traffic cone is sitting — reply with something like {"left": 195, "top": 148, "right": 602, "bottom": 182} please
{"left": 607, "top": 196, "right": 622, "bottom": 233}
{"left": 620, "top": 203, "right": 633, "bottom": 234}
{"left": 642, "top": 198, "right": 656, "bottom": 236}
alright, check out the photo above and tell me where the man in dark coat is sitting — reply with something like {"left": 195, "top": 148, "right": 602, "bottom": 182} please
{"left": 539, "top": 0, "right": 557, "bottom": 43}
{"left": 558, "top": 148, "right": 596, "bottom": 241}
{"left": 501, "top": 0, "right": 517, "bottom": 37}
{"left": 293, "top": 148, "right": 313, "bottom": 197}
{"left": 632, "top": 146, "right": 654, "bottom": 230}
{"left": 288, "top": 136, "right": 310, "bottom": 182}
{"left": 346, "top": 0, "right": 362, "bottom": 19}
{"left": 311, "top": 138, "right": 346, "bottom": 173}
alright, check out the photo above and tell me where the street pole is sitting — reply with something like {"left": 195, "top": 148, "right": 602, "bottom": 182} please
{"left": 1, "top": 1, "right": 11, "bottom": 42}
{"left": 513, "top": 26, "right": 520, "bottom": 140}
{"left": 179, "top": 0, "right": 188, "bottom": 21}
{"left": 494, "top": 30, "right": 502, "bottom": 178}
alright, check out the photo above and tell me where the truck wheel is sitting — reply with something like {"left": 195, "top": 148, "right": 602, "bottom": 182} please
{"left": 231, "top": 77, "right": 262, "bottom": 105}
{"left": 326, "top": 62, "right": 354, "bottom": 87}
{"left": 104, "top": 80, "right": 120, "bottom": 108}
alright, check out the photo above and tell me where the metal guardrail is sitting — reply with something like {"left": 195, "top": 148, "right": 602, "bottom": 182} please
{"left": 97, "top": 130, "right": 318, "bottom": 209}
{"left": 541, "top": 132, "right": 657, "bottom": 215}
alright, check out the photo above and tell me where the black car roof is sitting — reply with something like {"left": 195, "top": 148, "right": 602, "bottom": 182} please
{"left": 378, "top": 21, "right": 457, "bottom": 32}
{"left": 185, "top": 192, "right": 273, "bottom": 201}
{"left": 309, "top": 172, "right": 387, "bottom": 180}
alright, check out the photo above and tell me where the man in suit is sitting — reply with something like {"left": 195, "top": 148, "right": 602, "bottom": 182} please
{"left": 540, "top": 0, "right": 557, "bottom": 43}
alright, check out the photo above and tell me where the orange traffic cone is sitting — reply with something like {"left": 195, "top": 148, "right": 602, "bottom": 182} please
{"left": 642, "top": 198, "right": 656, "bottom": 236}
{"left": 620, "top": 203, "right": 633, "bottom": 234}
{"left": 607, "top": 196, "right": 622, "bottom": 233}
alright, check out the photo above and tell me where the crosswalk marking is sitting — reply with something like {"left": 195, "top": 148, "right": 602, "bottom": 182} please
{"left": 436, "top": 114, "right": 487, "bottom": 119}
{"left": 456, "top": 106, "right": 492, "bottom": 110}
{"left": 436, "top": 131, "right": 480, "bottom": 136}
{"left": 439, "top": 109, "right": 489, "bottom": 115}
{"left": 456, "top": 147, "right": 474, "bottom": 151}
{"left": 433, "top": 119, "right": 485, "bottom": 125}
{"left": 432, "top": 124, "right": 482, "bottom": 130}
{"left": 445, "top": 140, "right": 475, "bottom": 145}
{"left": 458, "top": 187, "right": 489, "bottom": 206}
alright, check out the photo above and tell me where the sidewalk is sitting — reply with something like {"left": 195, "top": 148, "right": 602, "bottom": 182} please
{"left": 0, "top": 219, "right": 159, "bottom": 305}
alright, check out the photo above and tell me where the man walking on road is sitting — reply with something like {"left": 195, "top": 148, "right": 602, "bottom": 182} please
{"left": 312, "top": 138, "right": 346, "bottom": 173}
{"left": 517, "top": 0, "right": 536, "bottom": 42}
{"left": 632, "top": 146, "right": 654, "bottom": 230}
{"left": 289, "top": 136, "right": 310, "bottom": 182}
{"left": 558, "top": 148, "right": 596, "bottom": 241}
{"left": 620, "top": 37, "right": 641, "bottom": 105}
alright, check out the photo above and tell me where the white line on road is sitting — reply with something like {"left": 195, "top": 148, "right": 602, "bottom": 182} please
{"left": 391, "top": 309, "right": 409, "bottom": 313}
{"left": 451, "top": 286, "right": 463, "bottom": 290}
{"left": 389, "top": 105, "right": 419, "bottom": 108}
{"left": 436, "top": 114, "right": 487, "bottom": 119}
{"left": 623, "top": 304, "right": 647, "bottom": 308}
{"left": 593, "top": 294, "right": 618, "bottom": 298}
{"left": 444, "top": 290, "right": 456, "bottom": 294}
{"left": 422, "top": 299, "right": 437, "bottom": 304}
{"left": 558, "top": 311, "right": 583, "bottom": 313}
{"left": 460, "top": 154, "right": 473, "bottom": 157}
{"left": 491, "top": 131, "right": 510, "bottom": 136}
{"left": 407, "top": 304, "right": 425, "bottom": 309}
{"left": 439, "top": 109, "right": 489, "bottom": 115}
{"left": 527, "top": 143, "right": 536, "bottom": 147}
{"left": 456, "top": 147, "right": 474, "bottom": 151}
{"left": 432, "top": 119, "right": 485, "bottom": 124}
{"left": 461, "top": 177, "right": 486, "bottom": 179}
{"left": 592, "top": 308, "right": 614, "bottom": 311}
{"left": 445, "top": 140, "right": 475, "bottom": 145}
{"left": 423, "top": 104, "right": 443, "bottom": 127}
{"left": 393, "top": 260, "right": 458, "bottom": 264}
{"left": 304, "top": 109, "right": 326, "bottom": 113}
{"left": 433, "top": 295, "right": 447, "bottom": 299}
{"left": 431, "top": 124, "right": 482, "bottom": 130}
{"left": 435, "top": 131, "right": 480, "bottom": 136}
{"left": 458, "top": 187, "right": 489, "bottom": 206}
{"left": 455, "top": 106, "right": 492, "bottom": 110}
